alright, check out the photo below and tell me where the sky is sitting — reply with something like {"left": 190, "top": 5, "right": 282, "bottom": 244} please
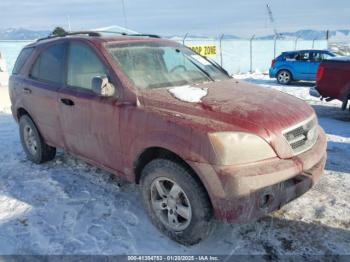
{"left": 1, "top": 0, "right": 350, "bottom": 37}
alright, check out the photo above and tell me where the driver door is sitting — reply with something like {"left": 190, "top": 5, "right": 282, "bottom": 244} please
{"left": 293, "top": 51, "right": 312, "bottom": 79}
{"left": 309, "top": 51, "right": 323, "bottom": 80}
{"left": 58, "top": 41, "right": 123, "bottom": 172}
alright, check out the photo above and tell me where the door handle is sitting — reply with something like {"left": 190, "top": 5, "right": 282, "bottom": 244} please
{"left": 60, "top": 98, "right": 75, "bottom": 106}
{"left": 23, "top": 88, "right": 32, "bottom": 94}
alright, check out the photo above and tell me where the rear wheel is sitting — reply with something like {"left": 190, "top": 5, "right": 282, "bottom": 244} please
{"left": 277, "top": 70, "right": 292, "bottom": 85}
{"left": 140, "top": 159, "right": 213, "bottom": 245}
{"left": 19, "top": 115, "right": 56, "bottom": 164}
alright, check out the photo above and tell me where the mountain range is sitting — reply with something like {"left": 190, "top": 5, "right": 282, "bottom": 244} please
{"left": 257, "top": 30, "right": 350, "bottom": 41}
{"left": 0, "top": 28, "right": 51, "bottom": 40}
{"left": 0, "top": 28, "right": 349, "bottom": 42}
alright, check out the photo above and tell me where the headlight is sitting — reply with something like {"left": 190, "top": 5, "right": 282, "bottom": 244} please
{"left": 208, "top": 132, "right": 276, "bottom": 165}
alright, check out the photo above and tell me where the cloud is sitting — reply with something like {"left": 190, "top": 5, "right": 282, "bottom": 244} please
{"left": 0, "top": 0, "right": 349, "bottom": 36}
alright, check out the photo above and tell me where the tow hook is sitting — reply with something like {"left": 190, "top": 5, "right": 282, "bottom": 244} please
{"left": 259, "top": 190, "right": 275, "bottom": 210}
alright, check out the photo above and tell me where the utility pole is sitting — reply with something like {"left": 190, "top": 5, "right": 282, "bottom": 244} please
{"left": 219, "top": 34, "right": 224, "bottom": 67}
{"left": 250, "top": 35, "right": 255, "bottom": 73}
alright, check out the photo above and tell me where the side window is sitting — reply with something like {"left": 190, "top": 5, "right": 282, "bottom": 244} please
{"left": 30, "top": 43, "right": 65, "bottom": 83}
{"left": 67, "top": 42, "right": 107, "bottom": 90}
{"left": 310, "top": 52, "right": 323, "bottom": 62}
{"left": 13, "top": 47, "right": 34, "bottom": 75}
{"left": 322, "top": 53, "right": 334, "bottom": 60}
{"left": 297, "top": 52, "right": 310, "bottom": 61}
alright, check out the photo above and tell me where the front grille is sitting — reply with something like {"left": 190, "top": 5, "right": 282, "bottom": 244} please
{"left": 283, "top": 116, "right": 318, "bottom": 155}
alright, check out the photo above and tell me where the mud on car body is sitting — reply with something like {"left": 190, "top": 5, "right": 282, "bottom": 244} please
{"left": 9, "top": 31, "right": 327, "bottom": 245}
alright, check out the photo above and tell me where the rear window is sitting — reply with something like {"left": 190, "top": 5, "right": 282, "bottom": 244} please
{"left": 30, "top": 43, "right": 66, "bottom": 84}
{"left": 12, "top": 47, "right": 34, "bottom": 75}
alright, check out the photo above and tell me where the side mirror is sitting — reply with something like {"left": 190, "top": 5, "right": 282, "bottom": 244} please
{"left": 91, "top": 76, "right": 115, "bottom": 97}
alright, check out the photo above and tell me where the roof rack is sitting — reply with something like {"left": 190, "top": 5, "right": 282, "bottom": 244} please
{"left": 36, "top": 30, "right": 161, "bottom": 42}
{"left": 97, "top": 31, "right": 161, "bottom": 38}
{"left": 128, "top": 34, "right": 161, "bottom": 38}
{"left": 36, "top": 31, "right": 102, "bottom": 42}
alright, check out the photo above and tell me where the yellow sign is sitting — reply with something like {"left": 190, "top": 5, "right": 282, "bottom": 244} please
{"left": 188, "top": 45, "right": 217, "bottom": 57}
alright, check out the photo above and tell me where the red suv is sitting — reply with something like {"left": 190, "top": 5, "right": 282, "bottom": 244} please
{"left": 9, "top": 31, "right": 327, "bottom": 245}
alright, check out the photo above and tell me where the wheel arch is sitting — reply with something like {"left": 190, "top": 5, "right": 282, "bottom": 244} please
{"left": 17, "top": 107, "right": 33, "bottom": 121}
{"left": 134, "top": 146, "right": 213, "bottom": 209}
{"left": 277, "top": 68, "right": 294, "bottom": 80}
{"left": 16, "top": 107, "right": 46, "bottom": 141}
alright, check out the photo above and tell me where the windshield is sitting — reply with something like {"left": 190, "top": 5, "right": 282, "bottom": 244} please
{"left": 106, "top": 42, "right": 230, "bottom": 89}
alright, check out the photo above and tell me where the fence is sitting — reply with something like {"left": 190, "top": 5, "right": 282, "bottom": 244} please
{"left": 0, "top": 35, "right": 329, "bottom": 75}
{"left": 178, "top": 35, "right": 328, "bottom": 74}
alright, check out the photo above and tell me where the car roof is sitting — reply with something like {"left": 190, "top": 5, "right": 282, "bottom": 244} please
{"left": 282, "top": 50, "right": 329, "bottom": 54}
{"left": 25, "top": 32, "right": 173, "bottom": 49}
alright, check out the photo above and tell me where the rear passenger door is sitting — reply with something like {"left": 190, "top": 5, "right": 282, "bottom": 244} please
{"left": 22, "top": 42, "right": 66, "bottom": 148}
{"left": 58, "top": 41, "right": 123, "bottom": 173}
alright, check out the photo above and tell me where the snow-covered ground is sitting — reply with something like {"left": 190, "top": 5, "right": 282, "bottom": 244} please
{"left": 0, "top": 56, "right": 9, "bottom": 87}
{"left": 0, "top": 74, "right": 349, "bottom": 256}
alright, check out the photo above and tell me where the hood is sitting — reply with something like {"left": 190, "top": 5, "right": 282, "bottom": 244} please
{"left": 140, "top": 79, "right": 315, "bottom": 157}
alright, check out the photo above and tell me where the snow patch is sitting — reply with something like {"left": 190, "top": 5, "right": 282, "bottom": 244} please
{"left": 0, "top": 57, "right": 9, "bottom": 87}
{"left": 0, "top": 195, "right": 31, "bottom": 223}
{"left": 0, "top": 86, "right": 11, "bottom": 113}
{"left": 0, "top": 73, "right": 9, "bottom": 87}
{"left": 168, "top": 85, "right": 208, "bottom": 103}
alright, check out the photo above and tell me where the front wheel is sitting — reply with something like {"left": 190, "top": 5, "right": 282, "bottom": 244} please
{"left": 277, "top": 70, "right": 292, "bottom": 85}
{"left": 140, "top": 159, "right": 213, "bottom": 245}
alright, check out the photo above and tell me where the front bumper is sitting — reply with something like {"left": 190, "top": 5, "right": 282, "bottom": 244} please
{"left": 188, "top": 127, "right": 327, "bottom": 223}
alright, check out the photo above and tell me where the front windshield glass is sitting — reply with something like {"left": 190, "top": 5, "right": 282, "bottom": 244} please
{"left": 106, "top": 42, "right": 230, "bottom": 89}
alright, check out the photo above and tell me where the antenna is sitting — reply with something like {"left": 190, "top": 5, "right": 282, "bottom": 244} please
{"left": 266, "top": 4, "right": 281, "bottom": 38}
{"left": 121, "top": 0, "right": 128, "bottom": 29}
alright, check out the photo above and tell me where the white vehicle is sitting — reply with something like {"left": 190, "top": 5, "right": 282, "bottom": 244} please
{"left": 0, "top": 52, "right": 9, "bottom": 86}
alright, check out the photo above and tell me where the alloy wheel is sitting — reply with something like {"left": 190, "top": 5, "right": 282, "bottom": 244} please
{"left": 150, "top": 177, "right": 192, "bottom": 231}
{"left": 23, "top": 125, "right": 38, "bottom": 155}
{"left": 278, "top": 71, "right": 291, "bottom": 84}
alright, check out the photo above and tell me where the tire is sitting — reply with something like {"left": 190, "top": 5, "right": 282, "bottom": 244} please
{"left": 19, "top": 115, "right": 56, "bottom": 164}
{"left": 140, "top": 159, "right": 213, "bottom": 245}
{"left": 277, "top": 70, "right": 292, "bottom": 85}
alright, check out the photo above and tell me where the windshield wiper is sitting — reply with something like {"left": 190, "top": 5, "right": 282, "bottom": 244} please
{"left": 185, "top": 54, "right": 214, "bottom": 81}
{"left": 206, "top": 57, "right": 230, "bottom": 76}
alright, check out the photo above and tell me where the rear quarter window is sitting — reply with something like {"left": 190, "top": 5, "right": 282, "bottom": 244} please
{"left": 30, "top": 43, "right": 66, "bottom": 84}
{"left": 283, "top": 53, "right": 297, "bottom": 61}
{"left": 12, "top": 47, "right": 34, "bottom": 75}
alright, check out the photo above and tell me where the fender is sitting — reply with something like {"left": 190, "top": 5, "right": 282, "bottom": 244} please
{"left": 126, "top": 130, "right": 225, "bottom": 205}
{"left": 127, "top": 130, "right": 210, "bottom": 168}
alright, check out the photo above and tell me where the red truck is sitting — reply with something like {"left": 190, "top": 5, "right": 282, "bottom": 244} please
{"left": 310, "top": 56, "right": 350, "bottom": 112}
